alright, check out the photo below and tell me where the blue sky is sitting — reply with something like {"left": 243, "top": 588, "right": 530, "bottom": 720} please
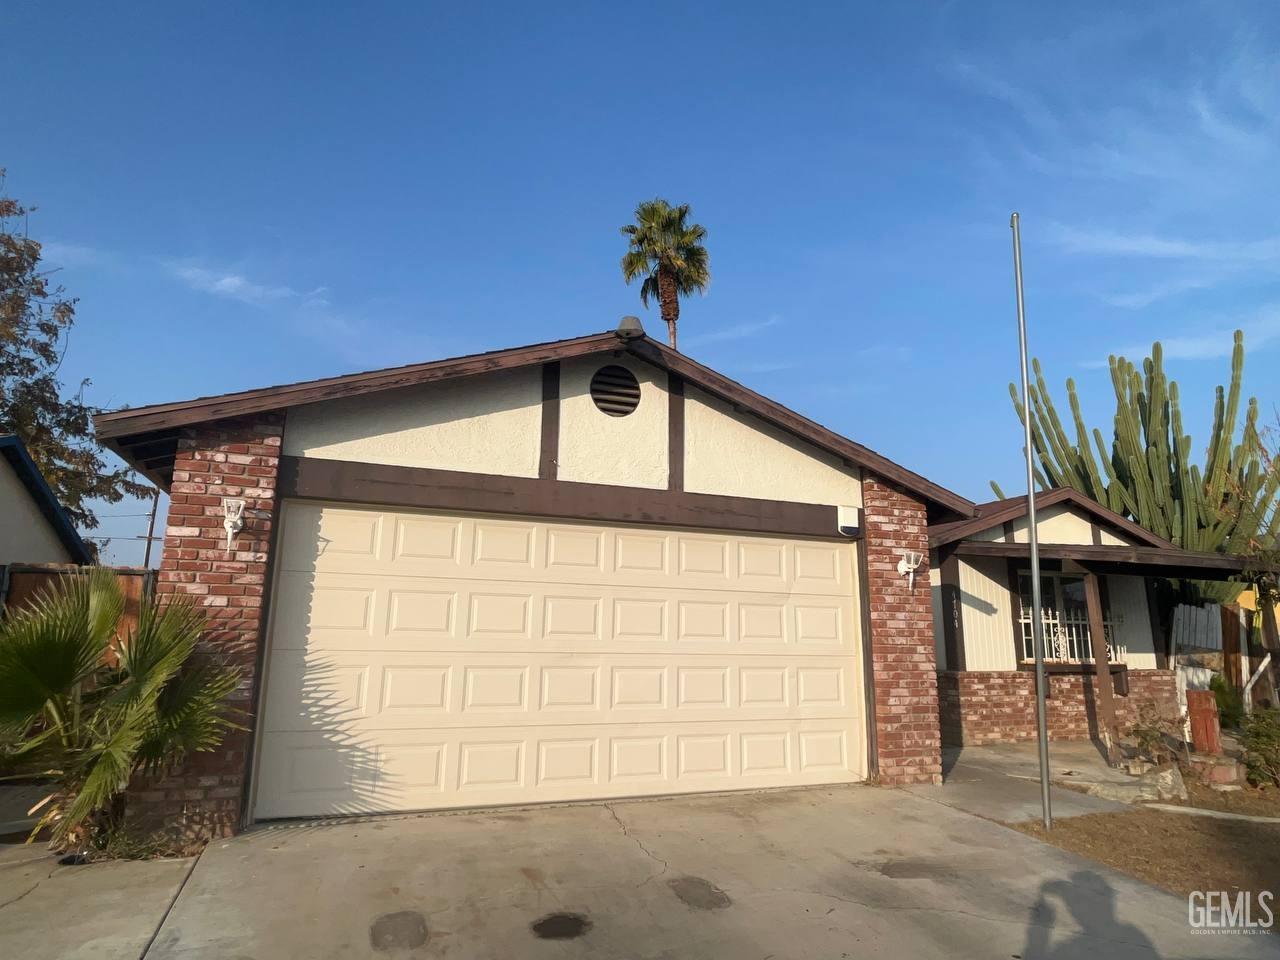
{"left": 5, "top": 2, "right": 1278, "bottom": 564}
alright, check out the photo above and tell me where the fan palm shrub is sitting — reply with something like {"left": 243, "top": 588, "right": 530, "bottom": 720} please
{"left": 0, "top": 569, "right": 241, "bottom": 851}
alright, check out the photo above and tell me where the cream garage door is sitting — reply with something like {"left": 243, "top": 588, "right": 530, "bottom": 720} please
{"left": 252, "top": 500, "right": 866, "bottom": 820}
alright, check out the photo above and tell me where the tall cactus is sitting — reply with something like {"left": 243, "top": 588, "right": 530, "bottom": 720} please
{"left": 995, "top": 330, "right": 1280, "bottom": 603}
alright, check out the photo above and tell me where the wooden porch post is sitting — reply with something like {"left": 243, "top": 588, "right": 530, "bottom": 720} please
{"left": 1083, "top": 569, "right": 1119, "bottom": 765}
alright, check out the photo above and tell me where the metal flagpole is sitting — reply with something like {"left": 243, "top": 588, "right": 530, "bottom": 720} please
{"left": 1011, "top": 212, "right": 1052, "bottom": 831}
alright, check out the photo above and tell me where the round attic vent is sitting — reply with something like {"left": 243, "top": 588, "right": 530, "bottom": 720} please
{"left": 589, "top": 364, "right": 641, "bottom": 417}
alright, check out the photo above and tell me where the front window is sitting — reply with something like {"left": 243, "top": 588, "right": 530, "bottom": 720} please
{"left": 1016, "top": 572, "right": 1126, "bottom": 664}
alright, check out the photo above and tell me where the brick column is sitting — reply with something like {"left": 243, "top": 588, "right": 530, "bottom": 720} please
{"left": 128, "top": 413, "right": 283, "bottom": 841}
{"left": 862, "top": 475, "right": 942, "bottom": 785}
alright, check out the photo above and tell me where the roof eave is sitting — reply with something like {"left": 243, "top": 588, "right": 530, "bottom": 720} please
{"left": 929, "top": 488, "right": 1171, "bottom": 549}
{"left": 94, "top": 329, "right": 977, "bottom": 516}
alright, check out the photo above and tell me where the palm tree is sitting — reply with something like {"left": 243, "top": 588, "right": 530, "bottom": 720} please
{"left": 620, "top": 199, "right": 710, "bottom": 350}
{"left": 0, "top": 569, "right": 241, "bottom": 850}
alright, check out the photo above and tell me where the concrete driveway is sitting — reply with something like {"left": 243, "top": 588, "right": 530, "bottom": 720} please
{"left": 136, "top": 785, "right": 1272, "bottom": 960}
{"left": 0, "top": 842, "right": 193, "bottom": 960}
{"left": 904, "top": 742, "right": 1134, "bottom": 823}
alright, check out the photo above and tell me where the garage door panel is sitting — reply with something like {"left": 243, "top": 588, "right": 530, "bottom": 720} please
{"left": 263, "top": 649, "right": 857, "bottom": 733}
{"left": 255, "top": 501, "right": 865, "bottom": 819}
{"left": 254, "top": 718, "right": 862, "bottom": 820}
{"left": 281, "top": 504, "right": 850, "bottom": 598}
{"left": 278, "top": 575, "right": 854, "bottom": 655}
{"left": 280, "top": 505, "right": 389, "bottom": 573}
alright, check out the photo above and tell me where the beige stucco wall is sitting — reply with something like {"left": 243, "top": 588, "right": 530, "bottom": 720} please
{"left": 986, "top": 503, "right": 1137, "bottom": 546}
{"left": 282, "top": 368, "right": 543, "bottom": 477}
{"left": 282, "top": 358, "right": 863, "bottom": 508}
{"left": 0, "top": 459, "right": 73, "bottom": 564}
{"left": 1007, "top": 504, "right": 1095, "bottom": 544}
{"left": 956, "top": 557, "right": 1019, "bottom": 671}
{"left": 683, "top": 386, "right": 862, "bottom": 508}
{"left": 557, "top": 355, "right": 668, "bottom": 489}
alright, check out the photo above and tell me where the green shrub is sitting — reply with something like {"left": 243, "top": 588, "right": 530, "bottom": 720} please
{"left": 0, "top": 569, "right": 241, "bottom": 852}
{"left": 1210, "top": 673, "right": 1245, "bottom": 729}
{"left": 1241, "top": 708, "right": 1280, "bottom": 787}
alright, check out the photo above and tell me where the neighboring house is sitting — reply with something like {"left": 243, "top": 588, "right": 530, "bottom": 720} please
{"left": 91, "top": 323, "right": 1257, "bottom": 838}
{"left": 0, "top": 435, "right": 91, "bottom": 566}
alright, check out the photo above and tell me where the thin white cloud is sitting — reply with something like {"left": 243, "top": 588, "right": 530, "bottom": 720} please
{"left": 950, "top": 61, "right": 1062, "bottom": 139}
{"left": 1049, "top": 224, "right": 1280, "bottom": 263}
{"left": 1092, "top": 305, "right": 1280, "bottom": 364}
{"left": 1101, "top": 276, "right": 1216, "bottom": 310}
{"left": 165, "top": 262, "right": 299, "bottom": 305}
{"left": 161, "top": 258, "right": 393, "bottom": 362}
{"left": 952, "top": 27, "right": 1280, "bottom": 316}
{"left": 38, "top": 241, "right": 109, "bottom": 267}
{"left": 682, "top": 316, "right": 781, "bottom": 348}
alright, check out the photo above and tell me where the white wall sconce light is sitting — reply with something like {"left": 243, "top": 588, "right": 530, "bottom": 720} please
{"left": 222, "top": 498, "right": 247, "bottom": 552}
{"left": 897, "top": 551, "right": 924, "bottom": 590}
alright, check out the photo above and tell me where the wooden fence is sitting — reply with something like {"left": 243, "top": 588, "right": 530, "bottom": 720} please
{"left": 0, "top": 564, "right": 155, "bottom": 636}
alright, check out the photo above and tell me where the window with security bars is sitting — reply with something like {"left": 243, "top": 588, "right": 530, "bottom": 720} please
{"left": 1016, "top": 571, "right": 1126, "bottom": 664}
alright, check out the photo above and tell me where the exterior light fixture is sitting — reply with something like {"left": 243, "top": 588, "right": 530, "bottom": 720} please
{"left": 223, "top": 498, "right": 247, "bottom": 552}
{"left": 897, "top": 551, "right": 923, "bottom": 590}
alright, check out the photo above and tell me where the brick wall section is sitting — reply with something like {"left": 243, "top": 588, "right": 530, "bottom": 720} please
{"left": 938, "top": 669, "right": 1179, "bottom": 745}
{"left": 862, "top": 475, "right": 942, "bottom": 785}
{"left": 127, "top": 414, "right": 283, "bottom": 841}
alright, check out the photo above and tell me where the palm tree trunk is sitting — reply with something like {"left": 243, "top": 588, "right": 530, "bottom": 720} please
{"left": 658, "top": 267, "right": 679, "bottom": 349}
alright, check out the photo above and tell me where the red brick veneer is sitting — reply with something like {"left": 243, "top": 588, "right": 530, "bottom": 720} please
{"left": 127, "top": 414, "right": 282, "bottom": 840}
{"left": 862, "top": 476, "right": 942, "bottom": 785}
{"left": 938, "top": 669, "right": 1179, "bottom": 746}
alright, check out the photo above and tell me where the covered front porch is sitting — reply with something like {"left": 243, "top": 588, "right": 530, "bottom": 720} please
{"left": 928, "top": 488, "right": 1264, "bottom": 752}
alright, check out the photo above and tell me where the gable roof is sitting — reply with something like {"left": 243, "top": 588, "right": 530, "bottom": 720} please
{"left": 927, "top": 486, "right": 1173, "bottom": 550}
{"left": 0, "top": 435, "right": 93, "bottom": 564}
{"left": 94, "top": 327, "right": 976, "bottom": 517}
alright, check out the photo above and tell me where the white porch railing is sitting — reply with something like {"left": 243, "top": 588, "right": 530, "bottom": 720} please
{"left": 1018, "top": 616, "right": 1126, "bottom": 664}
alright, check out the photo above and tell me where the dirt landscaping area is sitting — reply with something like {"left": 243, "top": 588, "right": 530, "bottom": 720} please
{"left": 1167, "top": 780, "right": 1280, "bottom": 817}
{"left": 1013, "top": 807, "right": 1280, "bottom": 898}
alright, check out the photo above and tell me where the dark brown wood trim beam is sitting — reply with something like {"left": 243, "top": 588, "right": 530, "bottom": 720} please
{"left": 853, "top": 507, "right": 878, "bottom": 780}
{"left": 242, "top": 489, "right": 286, "bottom": 829}
{"left": 1083, "top": 570, "right": 1120, "bottom": 762}
{"left": 95, "top": 333, "right": 623, "bottom": 439}
{"left": 928, "top": 486, "right": 1173, "bottom": 550}
{"left": 1016, "top": 661, "right": 1130, "bottom": 675}
{"left": 939, "top": 553, "right": 967, "bottom": 671}
{"left": 1005, "top": 559, "right": 1028, "bottom": 674}
{"left": 953, "top": 539, "right": 1265, "bottom": 576}
{"left": 278, "top": 455, "right": 849, "bottom": 540}
{"left": 539, "top": 362, "right": 560, "bottom": 481}
{"left": 668, "top": 373, "right": 684, "bottom": 492}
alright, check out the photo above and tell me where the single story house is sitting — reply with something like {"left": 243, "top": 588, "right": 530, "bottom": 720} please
{"left": 93, "top": 322, "right": 1255, "bottom": 837}
{"left": 0, "top": 434, "right": 92, "bottom": 567}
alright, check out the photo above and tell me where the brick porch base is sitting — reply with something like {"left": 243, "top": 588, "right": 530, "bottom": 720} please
{"left": 937, "top": 669, "right": 1178, "bottom": 746}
